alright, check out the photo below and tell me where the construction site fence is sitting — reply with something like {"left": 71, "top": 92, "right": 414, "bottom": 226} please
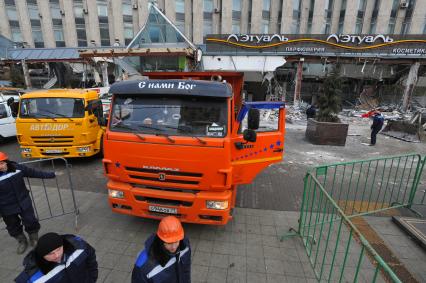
{"left": 1, "top": 158, "right": 79, "bottom": 230}
{"left": 299, "top": 173, "right": 400, "bottom": 282}
{"left": 413, "top": 155, "right": 426, "bottom": 207}
{"left": 285, "top": 153, "right": 426, "bottom": 282}
{"left": 311, "top": 153, "right": 426, "bottom": 217}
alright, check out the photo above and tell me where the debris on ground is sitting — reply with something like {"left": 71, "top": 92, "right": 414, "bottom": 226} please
{"left": 382, "top": 110, "right": 426, "bottom": 143}
{"left": 285, "top": 102, "right": 309, "bottom": 123}
{"left": 278, "top": 100, "right": 425, "bottom": 144}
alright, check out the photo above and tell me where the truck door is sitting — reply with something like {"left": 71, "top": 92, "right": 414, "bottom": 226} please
{"left": 231, "top": 102, "right": 285, "bottom": 185}
{"left": 85, "top": 99, "right": 103, "bottom": 140}
{"left": 86, "top": 100, "right": 103, "bottom": 126}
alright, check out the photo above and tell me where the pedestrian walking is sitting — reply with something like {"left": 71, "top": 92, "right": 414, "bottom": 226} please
{"left": 132, "top": 216, "right": 191, "bottom": 283}
{"left": 306, "top": 104, "right": 317, "bottom": 119}
{"left": 15, "top": 232, "right": 98, "bottom": 283}
{"left": 370, "top": 110, "right": 384, "bottom": 145}
{"left": 0, "top": 152, "right": 55, "bottom": 254}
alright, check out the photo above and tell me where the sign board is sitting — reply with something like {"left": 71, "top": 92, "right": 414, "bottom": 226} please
{"left": 206, "top": 34, "right": 426, "bottom": 58}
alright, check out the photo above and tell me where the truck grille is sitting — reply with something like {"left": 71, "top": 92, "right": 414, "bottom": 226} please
{"left": 134, "top": 196, "right": 192, "bottom": 207}
{"left": 132, "top": 184, "right": 200, "bottom": 194}
{"left": 31, "top": 136, "right": 74, "bottom": 147}
{"left": 41, "top": 152, "right": 69, "bottom": 156}
{"left": 125, "top": 166, "right": 202, "bottom": 186}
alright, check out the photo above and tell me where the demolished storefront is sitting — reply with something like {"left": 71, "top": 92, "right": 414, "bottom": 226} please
{"left": 203, "top": 33, "right": 426, "bottom": 111}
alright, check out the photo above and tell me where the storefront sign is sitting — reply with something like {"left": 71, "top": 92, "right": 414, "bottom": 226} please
{"left": 206, "top": 34, "right": 426, "bottom": 57}
{"left": 326, "top": 34, "right": 394, "bottom": 44}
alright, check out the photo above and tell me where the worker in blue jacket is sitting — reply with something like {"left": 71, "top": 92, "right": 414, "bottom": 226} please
{"left": 0, "top": 152, "right": 55, "bottom": 254}
{"left": 15, "top": 232, "right": 98, "bottom": 283}
{"left": 370, "top": 111, "right": 384, "bottom": 145}
{"left": 132, "top": 216, "right": 191, "bottom": 283}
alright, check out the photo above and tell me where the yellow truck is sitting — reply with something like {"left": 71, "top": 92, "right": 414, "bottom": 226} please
{"left": 16, "top": 89, "right": 106, "bottom": 158}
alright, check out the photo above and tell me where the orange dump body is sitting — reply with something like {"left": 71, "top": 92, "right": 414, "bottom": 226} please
{"left": 103, "top": 72, "right": 285, "bottom": 225}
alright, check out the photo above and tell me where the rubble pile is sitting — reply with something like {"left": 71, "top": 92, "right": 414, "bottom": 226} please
{"left": 285, "top": 102, "right": 309, "bottom": 123}
{"left": 262, "top": 99, "right": 425, "bottom": 144}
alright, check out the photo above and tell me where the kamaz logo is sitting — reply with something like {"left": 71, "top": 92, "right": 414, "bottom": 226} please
{"left": 143, "top": 166, "right": 180, "bottom": 172}
{"left": 158, "top": 173, "right": 166, "bottom": 181}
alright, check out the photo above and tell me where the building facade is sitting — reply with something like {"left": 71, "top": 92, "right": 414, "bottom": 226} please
{"left": 0, "top": 0, "right": 426, "bottom": 48}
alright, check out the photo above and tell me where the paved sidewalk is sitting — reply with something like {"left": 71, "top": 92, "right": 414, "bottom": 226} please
{"left": 2, "top": 189, "right": 425, "bottom": 282}
{"left": 0, "top": 190, "right": 316, "bottom": 283}
{"left": 365, "top": 216, "right": 426, "bottom": 282}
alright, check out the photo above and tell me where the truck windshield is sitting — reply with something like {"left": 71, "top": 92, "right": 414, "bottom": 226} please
{"left": 19, "top": 98, "right": 85, "bottom": 118}
{"left": 110, "top": 95, "right": 228, "bottom": 137}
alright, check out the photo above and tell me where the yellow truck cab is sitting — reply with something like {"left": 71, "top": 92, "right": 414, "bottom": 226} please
{"left": 16, "top": 89, "right": 106, "bottom": 158}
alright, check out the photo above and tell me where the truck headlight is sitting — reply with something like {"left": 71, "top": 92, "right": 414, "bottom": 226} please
{"left": 109, "top": 189, "right": 124, "bottom": 199}
{"left": 77, "top": 146, "right": 90, "bottom": 152}
{"left": 206, "top": 200, "right": 228, "bottom": 210}
{"left": 21, "top": 148, "right": 31, "bottom": 153}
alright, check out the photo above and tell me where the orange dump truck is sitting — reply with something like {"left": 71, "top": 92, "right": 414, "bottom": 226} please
{"left": 103, "top": 72, "right": 285, "bottom": 225}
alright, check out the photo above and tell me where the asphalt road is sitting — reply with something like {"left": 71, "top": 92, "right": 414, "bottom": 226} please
{"left": 2, "top": 119, "right": 425, "bottom": 213}
{"left": 0, "top": 137, "right": 108, "bottom": 194}
{"left": 0, "top": 133, "right": 305, "bottom": 212}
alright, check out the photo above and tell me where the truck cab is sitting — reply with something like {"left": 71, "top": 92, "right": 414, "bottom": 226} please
{"left": 16, "top": 89, "right": 105, "bottom": 158}
{"left": 104, "top": 72, "right": 285, "bottom": 225}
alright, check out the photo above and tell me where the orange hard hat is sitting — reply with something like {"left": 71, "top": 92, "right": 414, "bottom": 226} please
{"left": 0, "top": 152, "right": 8, "bottom": 161}
{"left": 157, "top": 216, "right": 184, "bottom": 243}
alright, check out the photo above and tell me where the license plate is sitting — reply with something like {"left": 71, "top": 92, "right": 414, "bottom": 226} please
{"left": 148, "top": 205, "right": 177, "bottom": 214}
{"left": 45, "top": 149, "right": 63, "bottom": 153}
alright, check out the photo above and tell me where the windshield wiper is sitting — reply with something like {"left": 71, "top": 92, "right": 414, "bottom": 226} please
{"left": 155, "top": 132, "right": 175, "bottom": 143}
{"left": 135, "top": 124, "right": 177, "bottom": 143}
{"left": 42, "top": 110, "right": 74, "bottom": 121}
{"left": 112, "top": 123, "right": 146, "bottom": 141}
{"left": 36, "top": 113, "right": 57, "bottom": 121}
{"left": 137, "top": 124, "right": 165, "bottom": 132}
{"left": 24, "top": 115, "right": 41, "bottom": 121}
{"left": 163, "top": 125, "right": 207, "bottom": 145}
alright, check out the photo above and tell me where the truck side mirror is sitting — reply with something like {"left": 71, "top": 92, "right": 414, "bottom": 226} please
{"left": 99, "top": 117, "right": 107, "bottom": 126}
{"left": 7, "top": 97, "right": 14, "bottom": 106}
{"left": 85, "top": 104, "right": 93, "bottom": 112}
{"left": 243, "top": 129, "right": 257, "bottom": 142}
{"left": 248, "top": 108, "right": 260, "bottom": 130}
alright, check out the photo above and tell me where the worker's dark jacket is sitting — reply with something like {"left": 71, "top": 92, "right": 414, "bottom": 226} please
{"left": 306, "top": 106, "right": 317, "bottom": 119}
{"left": 132, "top": 234, "right": 191, "bottom": 283}
{"left": 0, "top": 163, "right": 55, "bottom": 215}
{"left": 15, "top": 235, "right": 98, "bottom": 283}
{"left": 371, "top": 114, "right": 384, "bottom": 130}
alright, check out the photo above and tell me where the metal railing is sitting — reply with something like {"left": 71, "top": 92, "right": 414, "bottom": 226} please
{"left": 0, "top": 158, "right": 79, "bottom": 230}
{"left": 283, "top": 153, "right": 426, "bottom": 282}
{"left": 299, "top": 173, "right": 400, "bottom": 282}
{"left": 311, "top": 153, "right": 424, "bottom": 217}
{"left": 412, "top": 156, "right": 426, "bottom": 207}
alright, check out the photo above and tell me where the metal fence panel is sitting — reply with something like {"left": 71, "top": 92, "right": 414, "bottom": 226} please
{"left": 1, "top": 158, "right": 79, "bottom": 230}
{"left": 311, "top": 153, "right": 423, "bottom": 217}
{"left": 412, "top": 156, "right": 426, "bottom": 207}
{"left": 283, "top": 153, "right": 426, "bottom": 282}
{"left": 299, "top": 173, "right": 401, "bottom": 283}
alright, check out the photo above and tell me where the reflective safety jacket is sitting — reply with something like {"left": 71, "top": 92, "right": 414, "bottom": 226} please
{"left": 0, "top": 163, "right": 55, "bottom": 215}
{"left": 15, "top": 235, "right": 98, "bottom": 283}
{"left": 132, "top": 234, "right": 191, "bottom": 283}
